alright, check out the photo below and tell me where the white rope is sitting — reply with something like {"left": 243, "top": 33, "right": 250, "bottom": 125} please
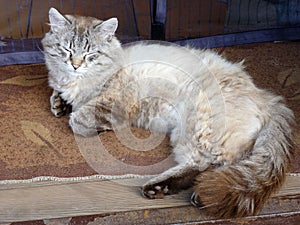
{"left": 287, "top": 173, "right": 300, "bottom": 177}
{"left": 0, "top": 174, "right": 155, "bottom": 185}
{"left": 0, "top": 173, "right": 298, "bottom": 185}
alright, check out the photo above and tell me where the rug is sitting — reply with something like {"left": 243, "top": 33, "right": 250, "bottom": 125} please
{"left": 0, "top": 41, "right": 299, "bottom": 183}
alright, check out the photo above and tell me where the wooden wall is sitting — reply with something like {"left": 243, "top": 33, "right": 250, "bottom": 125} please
{"left": 0, "top": 0, "right": 152, "bottom": 41}
{"left": 164, "top": 0, "right": 227, "bottom": 40}
{"left": 0, "top": 0, "right": 227, "bottom": 41}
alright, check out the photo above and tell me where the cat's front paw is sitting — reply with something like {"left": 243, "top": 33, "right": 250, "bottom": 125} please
{"left": 142, "top": 180, "right": 178, "bottom": 199}
{"left": 69, "top": 112, "right": 98, "bottom": 137}
{"left": 50, "top": 91, "right": 69, "bottom": 117}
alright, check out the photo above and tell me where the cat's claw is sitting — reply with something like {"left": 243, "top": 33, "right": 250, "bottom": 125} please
{"left": 190, "top": 192, "right": 202, "bottom": 207}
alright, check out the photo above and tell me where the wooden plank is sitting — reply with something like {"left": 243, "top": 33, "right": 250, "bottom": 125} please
{"left": 0, "top": 175, "right": 299, "bottom": 223}
{"left": 274, "top": 175, "right": 300, "bottom": 197}
{"left": 0, "top": 178, "right": 189, "bottom": 223}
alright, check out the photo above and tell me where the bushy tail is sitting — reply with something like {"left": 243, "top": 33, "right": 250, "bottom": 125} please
{"left": 192, "top": 96, "right": 295, "bottom": 218}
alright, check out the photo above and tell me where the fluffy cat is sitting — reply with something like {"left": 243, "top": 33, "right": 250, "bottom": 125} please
{"left": 42, "top": 8, "right": 295, "bottom": 218}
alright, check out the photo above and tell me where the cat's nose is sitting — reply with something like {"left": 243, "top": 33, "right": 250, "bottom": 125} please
{"left": 72, "top": 64, "right": 80, "bottom": 70}
{"left": 71, "top": 58, "right": 83, "bottom": 70}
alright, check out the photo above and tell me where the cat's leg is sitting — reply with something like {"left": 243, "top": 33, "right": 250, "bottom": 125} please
{"left": 142, "top": 161, "right": 209, "bottom": 199}
{"left": 50, "top": 90, "right": 70, "bottom": 117}
{"left": 141, "top": 120, "right": 213, "bottom": 199}
{"left": 69, "top": 98, "right": 112, "bottom": 137}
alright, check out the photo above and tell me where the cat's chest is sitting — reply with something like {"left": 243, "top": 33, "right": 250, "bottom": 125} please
{"left": 60, "top": 78, "right": 99, "bottom": 110}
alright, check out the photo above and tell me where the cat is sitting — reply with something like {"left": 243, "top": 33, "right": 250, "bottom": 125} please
{"left": 42, "top": 8, "right": 295, "bottom": 218}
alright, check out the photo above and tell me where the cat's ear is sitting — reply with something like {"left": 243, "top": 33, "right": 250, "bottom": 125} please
{"left": 95, "top": 18, "right": 118, "bottom": 41}
{"left": 48, "top": 8, "right": 70, "bottom": 32}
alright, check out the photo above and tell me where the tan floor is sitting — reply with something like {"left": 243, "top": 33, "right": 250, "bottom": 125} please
{"left": 0, "top": 41, "right": 299, "bottom": 224}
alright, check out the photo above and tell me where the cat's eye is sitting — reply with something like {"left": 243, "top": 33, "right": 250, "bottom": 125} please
{"left": 61, "top": 47, "right": 72, "bottom": 58}
{"left": 84, "top": 42, "right": 90, "bottom": 52}
{"left": 62, "top": 47, "right": 72, "bottom": 53}
{"left": 86, "top": 53, "right": 99, "bottom": 62}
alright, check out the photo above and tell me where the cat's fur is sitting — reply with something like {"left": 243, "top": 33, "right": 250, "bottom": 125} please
{"left": 42, "top": 8, "right": 295, "bottom": 218}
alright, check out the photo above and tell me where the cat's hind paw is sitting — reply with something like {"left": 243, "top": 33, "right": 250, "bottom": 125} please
{"left": 141, "top": 167, "right": 198, "bottom": 199}
{"left": 142, "top": 183, "right": 170, "bottom": 199}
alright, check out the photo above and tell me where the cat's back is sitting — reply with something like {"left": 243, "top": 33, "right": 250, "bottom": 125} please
{"left": 123, "top": 42, "right": 209, "bottom": 85}
{"left": 121, "top": 42, "right": 257, "bottom": 104}
{"left": 123, "top": 42, "right": 207, "bottom": 71}
{"left": 124, "top": 42, "right": 189, "bottom": 61}
{"left": 123, "top": 42, "right": 251, "bottom": 84}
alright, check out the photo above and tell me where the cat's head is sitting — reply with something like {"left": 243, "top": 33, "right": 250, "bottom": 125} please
{"left": 42, "top": 8, "right": 121, "bottom": 77}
